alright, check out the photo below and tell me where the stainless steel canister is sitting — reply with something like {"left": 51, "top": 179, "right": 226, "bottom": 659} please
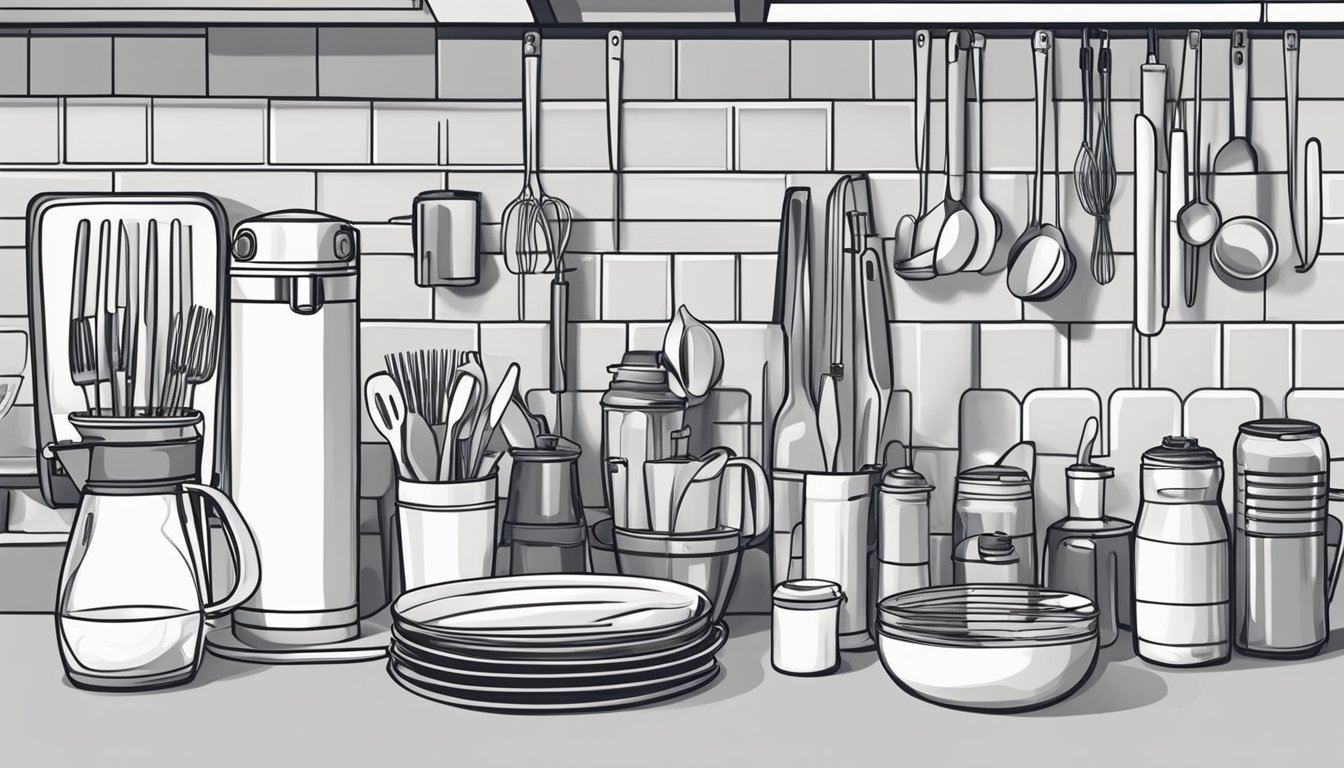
{"left": 876, "top": 467, "right": 932, "bottom": 603}
{"left": 954, "top": 464, "right": 1037, "bottom": 582}
{"left": 226, "top": 210, "right": 360, "bottom": 647}
{"left": 1234, "top": 419, "right": 1344, "bottom": 659}
{"left": 411, "top": 190, "right": 480, "bottom": 287}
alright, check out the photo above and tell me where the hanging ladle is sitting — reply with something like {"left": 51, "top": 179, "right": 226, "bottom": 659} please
{"left": 1007, "top": 30, "right": 1076, "bottom": 301}
{"left": 927, "top": 30, "right": 978, "bottom": 275}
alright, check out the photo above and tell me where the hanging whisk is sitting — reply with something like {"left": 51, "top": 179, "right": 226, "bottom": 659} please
{"left": 1077, "top": 30, "right": 1118, "bottom": 284}
{"left": 501, "top": 31, "right": 573, "bottom": 311}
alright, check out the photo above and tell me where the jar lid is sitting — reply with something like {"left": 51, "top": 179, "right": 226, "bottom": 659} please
{"left": 600, "top": 351, "right": 686, "bottom": 409}
{"left": 1142, "top": 436, "right": 1220, "bottom": 469}
{"left": 1239, "top": 418, "right": 1321, "bottom": 440}
{"left": 958, "top": 465, "right": 1030, "bottom": 484}
{"left": 773, "top": 579, "right": 844, "bottom": 609}
{"left": 881, "top": 466, "right": 933, "bottom": 493}
{"left": 1066, "top": 462, "right": 1115, "bottom": 480}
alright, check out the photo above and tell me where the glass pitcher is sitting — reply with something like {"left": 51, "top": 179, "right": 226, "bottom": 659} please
{"left": 47, "top": 411, "right": 260, "bottom": 691}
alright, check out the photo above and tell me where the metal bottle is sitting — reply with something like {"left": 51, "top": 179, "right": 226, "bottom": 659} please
{"left": 500, "top": 435, "right": 588, "bottom": 575}
{"left": 600, "top": 351, "right": 686, "bottom": 531}
{"left": 1043, "top": 418, "right": 1132, "bottom": 648}
{"left": 1234, "top": 419, "right": 1344, "bottom": 659}
{"left": 224, "top": 211, "right": 361, "bottom": 648}
{"left": 1133, "top": 436, "right": 1230, "bottom": 667}
{"left": 876, "top": 466, "right": 932, "bottom": 603}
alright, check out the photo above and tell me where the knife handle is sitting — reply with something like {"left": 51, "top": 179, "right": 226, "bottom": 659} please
{"left": 549, "top": 277, "right": 569, "bottom": 394}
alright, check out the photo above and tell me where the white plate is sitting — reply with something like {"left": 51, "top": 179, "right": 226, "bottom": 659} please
{"left": 387, "top": 659, "right": 719, "bottom": 713}
{"left": 390, "top": 624, "right": 726, "bottom": 684}
{"left": 392, "top": 610, "right": 710, "bottom": 659}
{"left": 393, "top": 574, "right": 710, "bottom": 643}
{"left": 389, "top": 622, "right": 723, "bottom": 671}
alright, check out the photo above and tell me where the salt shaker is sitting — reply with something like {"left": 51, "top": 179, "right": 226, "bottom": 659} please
{"left": 953, "top": 532, "right": 1024, "bottom": 584}
{"left": 771, "top": 579, "right": 844, "bottom": 676}
{"left": 876, "top": 466, "right": 933, "bottom": 604}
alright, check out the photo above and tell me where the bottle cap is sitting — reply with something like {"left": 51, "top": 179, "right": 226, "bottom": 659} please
{"left": 773, "top": 579, "right": 845, "bottom": 610}
{"left": 881, "top": 466, "right": 934, "bottom": 494}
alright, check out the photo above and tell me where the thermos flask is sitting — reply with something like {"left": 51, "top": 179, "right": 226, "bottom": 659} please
{"left": 223, "top": 211, "right": 362, "bottom": 648}
{"left": 1233, "top": 419, "right": 1344, "bottom": 659}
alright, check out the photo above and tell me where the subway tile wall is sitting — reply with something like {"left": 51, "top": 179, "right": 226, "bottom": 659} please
{"left": 1, "top": 28, "right": 1343, "bottom": 517}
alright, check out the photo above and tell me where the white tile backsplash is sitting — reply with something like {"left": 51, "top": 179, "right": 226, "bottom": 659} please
{"left": 0, "top": 100, "right": 60, "bottom": 164}
{"left": 1294, "top": 324, "right": 1344, "bottom": 387}
{"left": 979, "top": 323, "right": 1068, "bottom": 395}
{"left": 735, "top": 104, "right": 829, "bottom": 172}
{"left": 673, "top": 254, "right": 737, "bottom": 322}
{"left": 893, "top": 322, "right": 976, "bottom": 448}
{"left": 269, "top": 101, "right": 371, "bottom": 165}
{"left": 602, "top": 254, "right": 671, "bottom": 321}
{"left": 622, "top": 173, "right": 784, "bottom": 221}
{"left": 3, "top": 34, "right": 1343, "bottom": 613}
{"left": 1223, "top": 323, "right": 1294, "bottom": 417}
{"left": 154, "top": 99, "right": 267, "bottom": 164}
{"left": 1151, "top": 323, "right": 1222, "bottom": 397}
{"left": 624, "top": 103, "right": 731, "bottom": 170}
{"left": 539, "top": 103, "right": 608, "bottom": 171}
{"left": 65, "top": 99, "right": 149, "bottom": 164}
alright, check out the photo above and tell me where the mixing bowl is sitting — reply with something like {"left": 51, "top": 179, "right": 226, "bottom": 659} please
{"left": 876, "top": 585, "right": 1099, "bottom": 712}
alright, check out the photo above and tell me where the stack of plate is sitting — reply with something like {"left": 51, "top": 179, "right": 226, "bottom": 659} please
{"left": 388, "top": 574, "right": 725, "bottom": 713}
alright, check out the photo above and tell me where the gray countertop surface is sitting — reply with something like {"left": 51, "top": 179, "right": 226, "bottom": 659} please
{"left": 2, "top": 611, "right": 1341, "bottom": 766}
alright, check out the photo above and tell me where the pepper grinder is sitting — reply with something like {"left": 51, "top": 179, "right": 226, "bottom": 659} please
{"left": 1043, "top": 417, "right": 1133, "bottom": 647}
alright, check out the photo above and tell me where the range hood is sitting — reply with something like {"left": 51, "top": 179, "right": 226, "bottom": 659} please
{"left": 0, "top": 0, "right": 527, "bottom": 24}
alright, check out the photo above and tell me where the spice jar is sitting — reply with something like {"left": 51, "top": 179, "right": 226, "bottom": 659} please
{"left": 771, "top": 579, "right": 844, "bottom": 676}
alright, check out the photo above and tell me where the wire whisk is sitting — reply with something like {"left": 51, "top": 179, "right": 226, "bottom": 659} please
{"left": 1077, "top": 30, "right": 1118, "bottom": 285}
{"left": 501, "top": 31, "right": 573, "bottom": 312}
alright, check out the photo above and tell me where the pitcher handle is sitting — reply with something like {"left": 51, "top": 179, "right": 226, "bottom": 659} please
{"left": 1327, "top": 489, "right": 1344, "bottom": 604}
{"left": 183, "top": 483, "right": 262, "bottom": 618}
{"left": 726, "top": 457, "right": 772, "bottom": 547}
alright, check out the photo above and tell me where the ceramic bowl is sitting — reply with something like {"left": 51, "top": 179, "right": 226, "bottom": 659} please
{"left": 876, "top": 585, "right": 1099, "bottom": 712}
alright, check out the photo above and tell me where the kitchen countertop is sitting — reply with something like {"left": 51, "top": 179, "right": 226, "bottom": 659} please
{"left": 2, "top": 611, "right": 1341, "bottom": 766}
